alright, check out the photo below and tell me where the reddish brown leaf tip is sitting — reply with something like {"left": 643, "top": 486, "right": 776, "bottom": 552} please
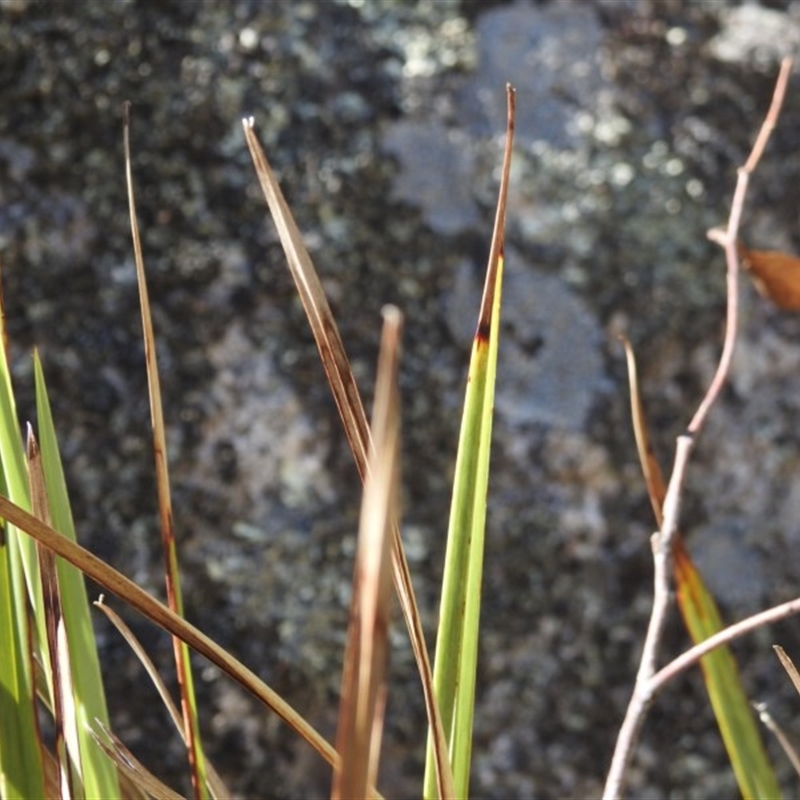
{"left": 475, "top": 320, "right": 491, "bottom": 345}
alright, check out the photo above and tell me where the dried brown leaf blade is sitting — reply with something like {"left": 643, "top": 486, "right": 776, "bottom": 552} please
{"left": 242, "top": 118, "right": 453, "bottom": 799}
{"left": 620, "top": 336, "right": 667, "bottom": 525}
{"left": 123, "top": 102, "right": 208, "bottom": 800}
{"left": 241, "top": 118, "right": 370, "bottom": 469}
{"left": 774, "top": 645, "right": 800, "bottom": 698}
{"left": 0, "top": 492, "right": 342, "bottom": 776}
{"left": 93, "top": 598, "right": 230, "bottom": 800}
{"left": 91, "top": 721, "right": 185, "bottom": 800}
{"left": 332, "top": 307, "right": 401, "bottom": 800}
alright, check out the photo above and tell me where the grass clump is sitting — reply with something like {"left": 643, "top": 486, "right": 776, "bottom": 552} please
{"left": 2, "top": 61, "right": 800, "bottom": 799}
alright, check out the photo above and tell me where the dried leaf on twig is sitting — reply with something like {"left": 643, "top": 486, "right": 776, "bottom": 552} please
{"left": 739, "top": 243, "right": 800, "bottom": 311}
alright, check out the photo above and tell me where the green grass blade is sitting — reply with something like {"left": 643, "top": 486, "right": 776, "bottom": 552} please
{"left": 674, "top": 545, "right": 782, "bottom": 799}
{"left": 424, "top": 254, "right": 504, "bottom": 800}
{"left": 0, "top": 338, "right": 47, "bottom": 799}
{"left": 0, "top": 334, "right": 40, "bottom": 626}
{"left": 452, "top": 251, "right": 504, "bottom": 794}
{"left": 624, "top": 338, "right": 780, "bottom": 798}
{"left": 424, "top": 85, "right": 515, "bottom": 800}
{"left": 0, "top": 526, "right": 45, "bottom": 800}
{"left": 34, "top": 351, "right": 120, "bottom": 799}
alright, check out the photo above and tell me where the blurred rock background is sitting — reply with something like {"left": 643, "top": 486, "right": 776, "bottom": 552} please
{"left": 2, "top": 0, "right": 800, "bottom": 796}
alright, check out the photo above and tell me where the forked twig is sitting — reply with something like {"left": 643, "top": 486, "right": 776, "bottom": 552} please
{"left": 603, "top": 58, "right": 793, "bottom": 799}
{"left": 690, "top": 56, "right": 792, "bottom": 435}
{"left": 650, "top": 597, "right": 800, "bottom": 693}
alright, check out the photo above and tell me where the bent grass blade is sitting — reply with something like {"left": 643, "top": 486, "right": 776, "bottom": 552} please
{"left": 423, "top": 85, "right": 515, "bottom": 800}
{"left": 0, "top": 492, "right": 352, "bottom": 784}
{"left": 91, "top": 721, "right": 183, "bottom": 800}
{"left": 93, "top": 598, "right": 230, "bottom": 800}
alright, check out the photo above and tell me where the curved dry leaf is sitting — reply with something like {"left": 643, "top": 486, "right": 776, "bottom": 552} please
{"left": 739, "top": 244, "right": 800, "bottom": 311}
{"left": 774, "top": 645, "right": 800, "bottom": 698}
{"left": 242, "top": 118, "right": 451, "bottom": 800}
{"left": 93, "top": 598, "right": 230, "bottom": 800}
{"left": 0, "top": 492, "right": 340, "bottom": 774}
{"left": 91, "top": 721, "right": 183, "bottom": 800}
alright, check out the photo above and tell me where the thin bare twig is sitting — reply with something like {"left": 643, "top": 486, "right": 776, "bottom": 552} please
{"left": 690, "top": 57, "right": 792, "bottom": 435}
{"left": 603, "top": 57, "right": 793, "bottom": 800}
{"left": 648, "top": 599, "right": 800, "bottom": 694}
{"left": 603, "top": 435, "right": 694, "bottom": 799}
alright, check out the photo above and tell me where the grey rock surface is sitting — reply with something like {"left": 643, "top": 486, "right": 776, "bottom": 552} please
{"left": 2, "top": 0, "right": 800, "bottom": 797}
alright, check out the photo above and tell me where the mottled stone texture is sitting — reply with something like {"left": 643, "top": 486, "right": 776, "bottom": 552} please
{"left": 2, "top": 0, "right": 800, "bottom": 796}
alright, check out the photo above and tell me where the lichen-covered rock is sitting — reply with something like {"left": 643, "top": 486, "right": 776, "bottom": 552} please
{"left": 2, "top": 1, "right": 799, "bottom": 797}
